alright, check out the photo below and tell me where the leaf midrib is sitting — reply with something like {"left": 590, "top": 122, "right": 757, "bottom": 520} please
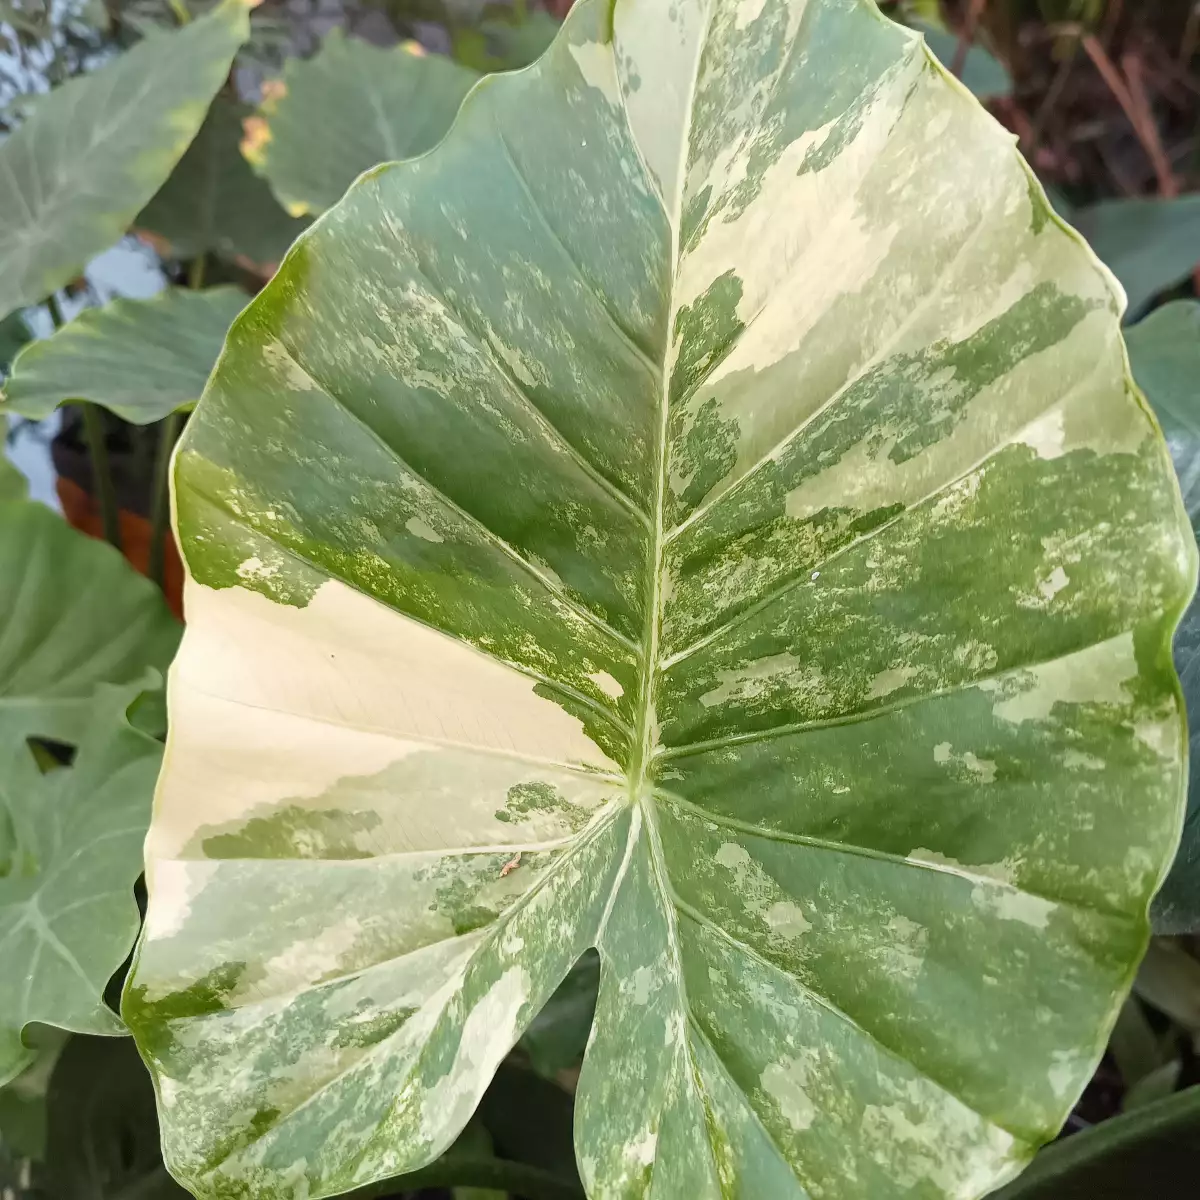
{"left": 618, "top": 3, "right": 734, "bottom": 1192}
{"left": 627, "top": 0, "right": 712, "bottom": 796}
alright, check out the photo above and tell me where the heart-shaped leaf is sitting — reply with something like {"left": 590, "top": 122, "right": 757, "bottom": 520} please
{"left": 1, "top": 679, "right": 165, "bottom": 1086}
{"left": 1127, "top": 302, "right": 1200, "bottom": 934}
{"left": 243, "top": 30, "right": 478, "bottom": 217}
{"left": 137, "top": 98, "right": 308, "bottom": 270}
{"left": 125, "top": 2, "right": 1194, "bottom": 1197}
{"left": 1, "top": 287, "right": 248, "bottom": 426}
{"left": 0, "top": 0, "right": 251, "bottom": 323}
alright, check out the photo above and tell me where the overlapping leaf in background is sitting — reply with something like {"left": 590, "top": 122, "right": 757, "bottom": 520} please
{"left": 0, "top": 491, "right": 178, "bottom": 1087}
{"left": 137, "top": 98, "right": 309, "bottom": 270}
{"left": 1067, "top": 197, "right": 1200, "bottom": 320}
{"left": 0, "top": 679, "right": 165, "bottom": 1086}
{"left": 0, "top": 0, "right": 250, "bottom": 322}
{"left": 1127, "top": 301, "right": 1200, "bottom": 934}
{"left": 1, "top": 287, "right": 248, "bottom": 425}
{"left": 243, "top": 28, "right": 479, "bottom": 216}
{"left": 992, "top": 1084, "right": 1200, "bottom": 1199}
{"left": 0, "top": 503, "right": 179, "bottom": 748}
{"left": 125, "top": 1, "right": 1194, "bottom": 1197}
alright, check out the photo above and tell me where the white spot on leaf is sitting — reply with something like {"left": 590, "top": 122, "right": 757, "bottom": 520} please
{"left": 588, "top": 671, "right": 624, "bottom": 699}
{"left": 568, "top": 41, "right": 620, "bottom": 107}
{"left": 762, "top": 1056, "right": 815, "bottom": 1131}
{"left": 405, "top": 517, "right": 443, "bottom": 543}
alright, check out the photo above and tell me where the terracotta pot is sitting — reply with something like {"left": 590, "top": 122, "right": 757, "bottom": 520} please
{"left": 52, "top": 410, "right": 184, "bottom": 621}
{"left": 55, "top": 476, "right": 184, "bottom": 621}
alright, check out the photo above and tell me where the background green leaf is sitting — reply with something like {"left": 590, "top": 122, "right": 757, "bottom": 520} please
{"left": 244, "top": 28, "right": 478, "bottom": 217}
{"left": 0, "top": 502, "right": 179, "bottom": 747}
{"left": 0, "top": 678, "right": 165, "bottom": 1085}
{"left": 0, "top": 0, "right": 251, "bottom": 322}
{"left": 518, "top": 951, "right": 599, "bottom": 1079}
{"left": 0, "top": 457, "right": 26, "bottom": 503}
{"left": 1070, "top": 197, "right": 1200, "bottom": 319}
{"left": 39, "top": 1036, "right": 188, "bottom": 1199}
{"left": 1126, "top": 301, "right": 1200, "bottom": 933}
{"left": 989, "top": 1084, "right": 1200, "bottom": 1198}
{"left": 137, "top": 97, "right": 309, "bottom": 269}
{"left": 0, "top": 1027, "right": 68, "bottom": 1161}
{"left": 452, "top": 9, "right": 560, "bottom": 72}
{"left": 1, "top": 287, "right": 248, "bottom": 426}
{"left": 911, "top": 19, "right": 1012, "bottom": 98}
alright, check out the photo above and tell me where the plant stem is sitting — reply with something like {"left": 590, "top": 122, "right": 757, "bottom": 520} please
{"left": 46, "top": 290, "right": 66, "bottom": 329}
{"left": 188, "top": 252, "right": 207, "bottom": 291}
{"left": 46, "top": 292, "right": 123, "bottom": 553}
{"left": 345, "top": 1157, "right": 584, "bottom": 1200}
{"left": 81, "top": 402, "right": 122, "bottom": 551}
{"left": 167, "top": 0, "right": 191, "bottom": 26}
{"left": 148, "top": 411, "right": 182, "bottom": 587}
{"left": 147, "top": 251, "right": 209, "bottom": 585}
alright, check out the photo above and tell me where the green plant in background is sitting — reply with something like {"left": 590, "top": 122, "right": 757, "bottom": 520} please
{"left": 241, "top": 29, "right": 479, "bottom": 217}
{"left": 0, "top": 0, "right": 1199, "bottom": 1198}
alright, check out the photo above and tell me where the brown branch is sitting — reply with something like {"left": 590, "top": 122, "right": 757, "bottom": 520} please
{"left": 1101, "top": 0, "right": 1124, "bottom": 47}
{"left": 1121, "top": 51, "right": 1179, "bottom": 198}
{"left": 952, "top": 0, "right": 988, "bottom": 78}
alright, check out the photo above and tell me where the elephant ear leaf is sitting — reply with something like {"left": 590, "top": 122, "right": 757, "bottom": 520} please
{"left": 0, "top": 0, "right": 251, "bottom": 322}
{"left": 125, "top": 1, "right": 1194, "bottom": 1198}
{"left": 1, "top": 286, "right": 248, "bottom": 426}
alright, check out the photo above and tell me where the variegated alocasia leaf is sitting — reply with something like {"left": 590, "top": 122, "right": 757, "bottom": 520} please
{"left": 0, "top": 0, "right": 251, "bottom": 324}
{"left": 1127, "top": 301, "right": 1200, "bottom": 935}
{"left": 137, "top": 98, "right": 309, "bottom": 270}
{"left": 125, "top": 1, "right": 1194, "bottom": 1197}
{"left": 1, "top": 287, "right": 248, "bottom": 426}
{"left": 0, "top": 679, "right": 165, "bottom": 1086}
{"left": 242, "top": 30, "right": 478, "bottom": 217}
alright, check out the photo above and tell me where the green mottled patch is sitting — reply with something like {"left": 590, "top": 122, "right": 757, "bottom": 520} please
{"left": 495, "top": 781, "right": 592, "bottom": 832}
{"left": 331, "top": 1006, "right": 417, "bottom": 1049}
{"left": 201, "top": 806, "right": 383, "bottom": 860}
{"left": 124, "top": 961, "right": 251, "bottom": 1060}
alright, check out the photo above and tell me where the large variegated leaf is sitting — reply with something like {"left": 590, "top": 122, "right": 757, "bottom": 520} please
{"left": 1, "top": 287, "right": 248, "bottom": 425}
{"left": 1, "top": 680, "right": 164, "bottom": 1086}
{"left": 0, "top": 0, "right": 250, "bottom": 323}
{"left": 242, "top": 30, "right": 478, "bottom": 217}
{"left": 125, "top": 1, "right": 1194, "bottom": 1197}
{"left": 1128, "top": 301, "right": 1200, "bottom": 934}
{"left": 137, "top": 98, "right": 308, "bottom": 270}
